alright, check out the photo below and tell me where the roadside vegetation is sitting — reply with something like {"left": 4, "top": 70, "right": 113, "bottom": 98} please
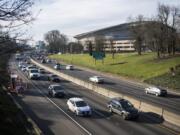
{"left": 50, "top": 53, "right": 180, "bottom": 90}
{"left": 0, "top": 54, "right": 37, "bottom": 135}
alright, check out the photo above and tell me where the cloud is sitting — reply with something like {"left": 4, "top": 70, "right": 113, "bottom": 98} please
{"left": 25, "top": 0, "right": 180, "bottom": 44}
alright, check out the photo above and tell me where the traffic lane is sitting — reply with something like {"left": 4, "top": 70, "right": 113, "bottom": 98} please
{"left": 34, "top": 81, "right": 128, "bottom": 135}
{"left": 45, "top": 60, "right": 145, "bottom": 89}
{"left": 32, "top": 77, "right": 177, "bottom": 135}
{"left": 42, "top": 61, "right": 180, "bottom": 113}
{"left": 43, "top": 61, "right": 146, "bottom": 95}
{"left": 54, "top": 82, "right": 179, "bottom": 135}
{"left": 11, "top": 60, "right": 90, "bottom": 135}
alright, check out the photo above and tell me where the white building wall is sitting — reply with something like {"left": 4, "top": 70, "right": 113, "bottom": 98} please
{"left": 78, "top": 38, "right": 135, "bottom": 52}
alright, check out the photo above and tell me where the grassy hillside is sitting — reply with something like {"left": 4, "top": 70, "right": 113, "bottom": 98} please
{"left": 50, "top": 53, "right": 180, "bottom": 90}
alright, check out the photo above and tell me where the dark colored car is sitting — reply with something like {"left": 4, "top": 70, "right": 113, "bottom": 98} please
{"left": 41, "top": 59, "right": 46, "bottom": 63}
{"left": 48, "top": 84, "right": 65, "bottom": 97}
{"left": 107, "top": 98, "right": 139, "bottom": 120}
{"left": 49, "top": 74, "right": 60, "bottom": 82}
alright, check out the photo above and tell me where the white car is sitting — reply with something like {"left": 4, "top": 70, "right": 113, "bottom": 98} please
{"left": 66, "top": 65, "right": 74, "bottom": 70}
{"left": 54, "top": 64, "right": 61, "bottom": 70}
{"left": 67, "top": 97, "right": 92, "bottom": 116}
{"left": 18, "top": 62, "right": 25, "bottom": 68}
{"left": 89, "top": 76, "right": 104, "bottom": 83}
{"left": 26, "top": 65, "right": 36, "bottom": 72}
{"left": 145, "top": 86, "right": 167, "bottom": 96}
{"left": 28, "top": 69, "right": 40, "bottom": 79}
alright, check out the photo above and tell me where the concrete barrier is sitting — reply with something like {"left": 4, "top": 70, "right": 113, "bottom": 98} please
{"left": 31, "top": 59, "right": 180, "bottom": 127}
{"left": 140, "top": 102, "right": 163, "bottom": 116}
{"left": 163, "top": 110, "right": 180, "bottom": 127}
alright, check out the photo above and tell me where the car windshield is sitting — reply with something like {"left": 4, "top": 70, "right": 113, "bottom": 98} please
{"left": 53, "top": 86, "right": 62, "bottom": 90}
{"left": 30, "top": 70, "right": 38, "bottom": 73}
{"left": 75, "top": 101, "right": 87, "bottom": 107}
{"left": 120, "top": 100, "right": 133, "bottom": 109}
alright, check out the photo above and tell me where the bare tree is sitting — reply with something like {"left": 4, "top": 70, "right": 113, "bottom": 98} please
{"left": 129, "top": 15, "right": 146, "bottom": 55}
{"left": 94, "top": 35, "right": 105, "bottom": 52}
{"left": 105, "top": 35, "right": 115, "bottom": 59}
{"left": 44, "top": 30, "right": 68, "bottom": 53}
{"left": 67, "top": 42, "right": 83, "bottom": 54}
{"left": 0, "top": 0, "right": 34, "bottom": 36}
{"left": 130, "top": 3, "right": 180, "bottom": 58}
{"left": 86, "top": 40, "right": 93, "bottom": 55}
{"left": 0, "top": 0, "right": 35, "bottom": 54}
{"left": 170, "top": 6, "right": 180, "bottom": 55}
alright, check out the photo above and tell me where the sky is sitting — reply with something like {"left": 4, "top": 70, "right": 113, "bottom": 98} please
{"left": 23, "top": 0, "right": 180, "bottom": 44}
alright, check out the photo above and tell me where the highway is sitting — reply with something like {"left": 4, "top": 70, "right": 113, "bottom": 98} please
{"left": 8, "top": 57, "right": 179, "bottom": 135}
{"left": 35, "top": 58, "right": 180, "bottom": 114}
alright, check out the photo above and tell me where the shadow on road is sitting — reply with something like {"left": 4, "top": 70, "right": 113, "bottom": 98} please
{"left": 166, "top": 93, "right": 180, "bottom": 99}
{"left": 90, "top": 108, "right": 112, "bottom": 119}
{"left": 102, "top": 81, "right": 116, "bottom": 85}
{"left": 13, "top": 96, "right": 55, "bottom": 135}
{"left": 136, "top": 112, "right": 164, "bottom": 124}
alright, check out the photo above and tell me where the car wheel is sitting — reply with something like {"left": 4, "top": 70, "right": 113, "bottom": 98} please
{"left": 145, "top": 90, "right": 148, "bottom": 94}
{"left": 122, "top": 114, "right": 127, "bottom": 120}
{"left": 155, "top": 93, "right": 159, "bottom": 96}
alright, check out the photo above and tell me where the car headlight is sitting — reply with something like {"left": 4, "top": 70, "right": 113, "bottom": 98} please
{"left": 76, "top": 108, "right": 81, "bottom": 112}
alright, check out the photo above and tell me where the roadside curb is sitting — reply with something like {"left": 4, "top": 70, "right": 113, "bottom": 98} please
{"left": 2, "top": 86, "right": 43, "bottom": 135}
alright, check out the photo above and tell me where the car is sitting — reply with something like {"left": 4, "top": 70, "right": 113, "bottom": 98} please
{"left": 89, "top": 76, "right": 104, "bottom": 83}
{"left": 18, "top": 62, "right": 25, "bottom": 68}
{"left": 41, "top": 59, "right": 46, "bottom": 63}
{"left": 38, "top": 68, "right": 46, "bottom": 74}
{"left": 28, "top": 69, "right": 40, "bottom": 79}
{"left": 46, "top": 59, "right": 52, "bottom": 63}
{"left": 66, "top": 65, "right": 74, "bottom": 70}
{"left": 21, "top": 65, "right": 27, "bottom": 72}
{"left": 26, "top": 65, "right": 37, "bottom": 72}
{"left": 67, "top": 97, "right": 92, "bottom": 116}
{"left": 48, "top": 84, "right": 65, "bottom": 97}
{"left": 107, "top": 98, "right": 139, "bottom": 120}
{"left": 25, "top": 59, "right": 31, "bottom": 64}
{"left": 54, "top": 64, "right": 61, "bottom": 70}
{"left": 48, "top": 74, "right": 60, "bottom": 82}
{"left": 145, "top": 86, "right": 167, "bottom": 96}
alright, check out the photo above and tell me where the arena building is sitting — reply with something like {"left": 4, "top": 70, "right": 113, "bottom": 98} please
{"left": 74, "top": 23, "right": 135, "bottom": 52}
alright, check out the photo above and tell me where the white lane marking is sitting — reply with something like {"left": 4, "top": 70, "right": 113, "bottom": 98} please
{"left": 14, "top": 62, "right": 92, "bottom": 135}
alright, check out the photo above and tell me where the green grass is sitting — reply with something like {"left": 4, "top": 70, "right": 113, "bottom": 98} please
{"left": 49, "top": 53, "right": 180, "bottom": 90}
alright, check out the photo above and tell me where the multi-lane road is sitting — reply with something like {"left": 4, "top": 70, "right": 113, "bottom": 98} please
{"left": 36, "top": 58, "right": 180, "bottom": 114}
{"left": 8, "top": 56, "right": 180, "bottom": 135}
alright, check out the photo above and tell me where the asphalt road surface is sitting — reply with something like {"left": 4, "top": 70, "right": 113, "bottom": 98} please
{"left": 8, "top": 57, "right": 179, "bottom": 135}
{"left": 36, "top": 58, "right": 180, "bottom": 114}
